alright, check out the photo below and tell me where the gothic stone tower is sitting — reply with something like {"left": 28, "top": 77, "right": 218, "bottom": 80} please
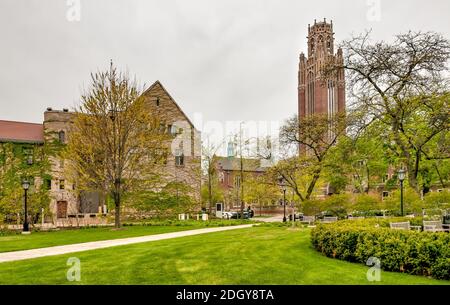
{"left": 298, "top": 19, "right": 345, "bottom": 118}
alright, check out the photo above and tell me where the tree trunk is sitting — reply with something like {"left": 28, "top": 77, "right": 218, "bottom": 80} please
{"left": 392, "top": 120, "right": 420, "bottom": 193}
{"left": 113, "top": 185, "right": 121, "bottom": 228}
{"left": 259, "top": 198, "right": 262, "bottom": 217}
{"left": 365, "top": 165, "right": 370, "bottom": 194}
{"left": 208, "top": 172, "right": 212, "bottom": 215}
{"left": 305, "top": 172, "right": 321, "bottom": 200}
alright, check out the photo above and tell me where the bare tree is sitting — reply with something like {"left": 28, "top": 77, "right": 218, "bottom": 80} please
{"left": 201, "top": 137, "right": 224, "bottom": 215}
{"left": 65, "top": 62, "right": 168, "bottom": 228}
{"left": 276, "top": 112, "right": 348, "bottom": 200}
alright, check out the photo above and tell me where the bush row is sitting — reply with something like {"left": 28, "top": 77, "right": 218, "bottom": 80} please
{"left": 300, "top": 191, "right": 450, "bottom": 218}
{"left": 310, "top": 220, "right": 450, "bottom": 280}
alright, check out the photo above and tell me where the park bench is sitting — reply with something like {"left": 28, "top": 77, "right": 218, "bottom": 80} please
{"left": 423, "top": 220, "right": 450, "bottom": 233}
{"left": 300, "top": 216, "right": 315, "bottom": 225}
{"left": 389, "top": 221, "right": 421, "bottom": 231}
{"left": 321, "top": 216, "right": 338, "bottom": 223}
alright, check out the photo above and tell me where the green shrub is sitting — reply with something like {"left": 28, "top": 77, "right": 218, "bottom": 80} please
{"left": 352, "top": 194, "right": 383, "bottom": 214}
{"left": 311, "top": 219, "right": 449, "bottom": 280}
{"left": 382, "top": 187, "right": 422, "bottom": 215}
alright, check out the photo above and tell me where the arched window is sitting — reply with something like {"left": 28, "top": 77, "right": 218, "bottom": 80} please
{"left": 58, "top": 131, "right": 66, "bottom": 143}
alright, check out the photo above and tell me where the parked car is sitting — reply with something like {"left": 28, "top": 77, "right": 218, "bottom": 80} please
{"left": 222, "top": 211, "right": 235, "bottom": 219}
{"left": 222, "top": 211, "right": 251, "bottom": 219}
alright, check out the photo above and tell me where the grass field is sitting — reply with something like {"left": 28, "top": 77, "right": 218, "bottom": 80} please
{"left": 0, "top": 220, "right": 249, "bottom": 253}
{"left": 0, "top": 226, "right": 448, "bottom": 285}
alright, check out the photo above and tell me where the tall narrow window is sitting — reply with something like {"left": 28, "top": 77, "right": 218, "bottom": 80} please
{"left": 59, "top": 179, "right": 65, "bottom": 190}
{"left": 235, "top": 176, "right": 241, "bottom": 188}
{"left": 58, "top": 131, "right": 66, "bottom": 143}
{"left": 175, "top": 149, "right": 184, "bottom": 166}
{"left": 156, "top": 97, "right": 160, "bottom": 106}
{"left": 307, "top": 71, "right": 315, "bottom": 115}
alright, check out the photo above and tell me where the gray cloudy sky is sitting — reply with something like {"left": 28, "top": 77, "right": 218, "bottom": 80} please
{"left": 1, "top": 0, "right": 449, "bottom": 139}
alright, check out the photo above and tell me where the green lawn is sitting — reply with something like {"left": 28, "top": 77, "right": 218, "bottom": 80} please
{"left": 0, "top": 224, "right": 206, "bottom": 253}
{"left": 0, "top": 226, "right": 448, "bottom": 284}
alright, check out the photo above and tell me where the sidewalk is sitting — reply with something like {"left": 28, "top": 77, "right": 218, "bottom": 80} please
{"left": 0, "top": 224, "right": 254, "bottom": 263}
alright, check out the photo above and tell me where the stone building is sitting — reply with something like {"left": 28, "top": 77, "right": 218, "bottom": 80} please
{"left": 0, "top": 81, "right": 200, "bottom": 221}
{"left": 142, "top": 81, "right": 201, "bottom": 195}
{"left": 298, "top": 19, "right": 345, "bottom": 118}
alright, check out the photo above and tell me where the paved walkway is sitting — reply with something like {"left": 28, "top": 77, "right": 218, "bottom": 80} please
{"left": 0, "top": 224, "right": 254, "bottom": 263}
{"left": 251, "top": 215, "right": 284, "bottom": 223}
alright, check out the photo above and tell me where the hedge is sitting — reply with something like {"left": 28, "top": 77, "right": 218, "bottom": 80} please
{"left": 310, "top": 219, "right": 450, "bottom": 280}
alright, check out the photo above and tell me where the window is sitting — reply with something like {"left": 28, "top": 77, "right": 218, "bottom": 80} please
{"left": 169, "top": 125, "right": 178, "bottom": 136}
{"left": 58, "top": 131, "right": 66, "bottom": 143}
{"left": 175, "top": 154, "right": 184, "bottom": 166}
{"left": 59, "top": 179, "right": 65, "bottom": 190}
{"left": 60, "top": 159, "right": 65, "bottom": 169}
{"left": 437, "top": 189, "right": 443, "bottom": 193}
{"left": 235, "top": 176, "right": 241, "bottom": 188}
{"left": 175, "top": 147, "right": 184, "bottom": 166}
{"left": 22, "top": 147, "right": 33, "bottom": 155}
{"left": 218, "top": 172, "right": 225, "bottom": 183}
{"left": 382, "top": 174, "right": 389, "bottom": 183}
{"left": 382, "top": 191, "right": 389, "bottom": 198}
{"left": 26, "top": 155, "right": 33, "bottom": 165}
{"left": 156, "top": 97, "right": 160, "bottom": 106}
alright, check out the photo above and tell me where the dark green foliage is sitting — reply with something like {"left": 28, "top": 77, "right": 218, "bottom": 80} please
{"left": 311, "top": 219, "right": 450, "bottom": 280}
{"left": 0, "top": 142, "right": 53, "bottom": 224}
{"left": 125, "top": 181, "right": 197, "bottom": 218}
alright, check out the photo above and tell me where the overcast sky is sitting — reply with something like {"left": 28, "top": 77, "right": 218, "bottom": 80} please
{"left": 1, "top": 0, "right": 449, "bottom": 150}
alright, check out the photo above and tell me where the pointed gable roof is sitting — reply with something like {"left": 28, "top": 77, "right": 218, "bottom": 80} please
{"left": 142, "top": 80, "right": 198, "bottom": 132}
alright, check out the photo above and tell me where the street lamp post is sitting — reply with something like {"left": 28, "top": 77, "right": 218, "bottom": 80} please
{"left": 21, "top": 179, "right": 30, "bottom": 234}
{"left": 278, "top": 177, "right": 287, "bottom": 222}
{"left": 398, "top": 168, "right": 406, "bottom": 216}
{"left": 282, "top": 187, "right": 287, "bottom": 223}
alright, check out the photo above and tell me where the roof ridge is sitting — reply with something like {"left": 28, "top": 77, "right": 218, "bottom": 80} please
{"left": 0, "top": 119, "right": 43, "bottom": 126}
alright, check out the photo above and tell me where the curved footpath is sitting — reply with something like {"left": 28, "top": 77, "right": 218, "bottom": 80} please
{"left": 0, "top": 224, "right": 254, "bottom": 263}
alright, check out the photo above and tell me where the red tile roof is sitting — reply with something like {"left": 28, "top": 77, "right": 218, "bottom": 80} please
{"left": 0, "top": 120, "right": 44, "bottom": 143}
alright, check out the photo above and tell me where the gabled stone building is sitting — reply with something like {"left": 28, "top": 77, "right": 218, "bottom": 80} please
{"left": 0, "top": 81, "right": 200, "bottom": 221}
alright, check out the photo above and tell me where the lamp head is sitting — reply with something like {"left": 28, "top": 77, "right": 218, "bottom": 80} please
{"left": 278, "top": 177, "right": 287, "bottom": 191}
{"left": 22, "top": 179, "right": 30, "bottom": 190}
{"left": 398, "top": 168, "right": 406, "bottom": 182}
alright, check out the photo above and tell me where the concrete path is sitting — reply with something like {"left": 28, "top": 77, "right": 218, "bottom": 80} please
{"left": 0, "top": 224, "right": 254, "bottom": 263}
{"left": 251, "top": 215, "right": 284, "bottom": 223}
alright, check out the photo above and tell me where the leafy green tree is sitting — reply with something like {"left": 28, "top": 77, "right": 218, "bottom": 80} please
{"left": 326, "top": 31, "right": 450, "bottom": 192}
{"left": 276, "top": 112, "right": 347, "bottom": 201}
{"left": 243, "top": 174, "right": 280, "bottom": 216}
